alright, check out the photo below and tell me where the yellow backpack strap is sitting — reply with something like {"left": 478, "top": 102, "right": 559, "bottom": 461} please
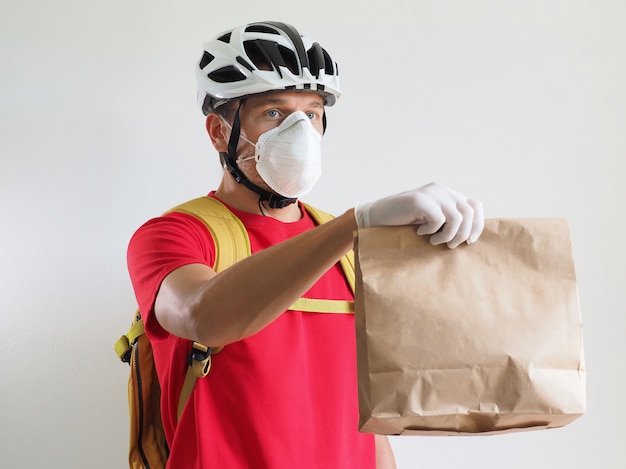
{"left": 166, "top": 196, "right": 250, "bottom": 421}
{"left": 114, "top": 310, "right": 145, "bottom": 363}
{"left": 168, "top": 196, "right": 251, "bottom": 271}
{"left": 289, "top": 297, "right": 354, "bottom": 314}
{"left": 177, "top": 342, "right": 214, "bottom": 419}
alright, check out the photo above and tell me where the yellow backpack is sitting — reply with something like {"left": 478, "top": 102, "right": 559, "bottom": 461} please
{"left": 115, "top": 196, "right": 355, "bottom": 469}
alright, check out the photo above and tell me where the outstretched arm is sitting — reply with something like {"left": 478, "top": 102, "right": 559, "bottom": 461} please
{"left": 154, "top": 208, "right": 357, "bottom": 347}
{"left": 153, "top": 182, "right": 483, "bottom": 347}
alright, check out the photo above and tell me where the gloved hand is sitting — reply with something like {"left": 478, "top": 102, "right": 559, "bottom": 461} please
{"left": 354, "top": 182, "right": 484, "bottom": 249}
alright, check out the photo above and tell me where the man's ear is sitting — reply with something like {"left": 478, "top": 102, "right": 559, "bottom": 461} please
{"left": 206, "top": 114, "right": 229, "bottom": 152}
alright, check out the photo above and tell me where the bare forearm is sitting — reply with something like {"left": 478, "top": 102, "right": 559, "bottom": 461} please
{"left": 375, "top": 435, "right": 396, "bottom": 469}
{"left": 156, "top": 209, "right": 357, "bottom": 346}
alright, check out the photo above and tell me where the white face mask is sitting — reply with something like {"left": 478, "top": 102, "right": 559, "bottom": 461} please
{"left": 233, "top": 111, "right": 323, "bottom": 199}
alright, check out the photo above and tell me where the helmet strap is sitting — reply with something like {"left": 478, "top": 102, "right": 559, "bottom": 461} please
{"left": 224, "top": 101, "right": 297, "bottom": 209}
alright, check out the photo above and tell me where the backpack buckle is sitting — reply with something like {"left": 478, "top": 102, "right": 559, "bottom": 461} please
{"left": 188, "top": 342, "right": 213, "bottom": 378}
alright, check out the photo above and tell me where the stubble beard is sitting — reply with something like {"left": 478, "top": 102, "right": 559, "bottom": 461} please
{"left": 234, "top": 140, "right": 274, "bottom": 194}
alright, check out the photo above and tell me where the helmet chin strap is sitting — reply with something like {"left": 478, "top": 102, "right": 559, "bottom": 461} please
{"left": 224, "top": 101, "right": 297, "bottom": 209}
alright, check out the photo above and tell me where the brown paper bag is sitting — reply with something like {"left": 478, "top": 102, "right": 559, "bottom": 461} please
{"left": 354, "top": 219, "right": 585, "bottom": 435}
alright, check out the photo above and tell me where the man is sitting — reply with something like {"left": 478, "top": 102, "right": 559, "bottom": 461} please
{"left": 127, "top": 21, "right": 483, "bottom": 468}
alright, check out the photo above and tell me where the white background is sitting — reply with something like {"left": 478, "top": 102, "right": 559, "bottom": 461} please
{"left": 2, "top": 1, "right": 624, "bottom": 468}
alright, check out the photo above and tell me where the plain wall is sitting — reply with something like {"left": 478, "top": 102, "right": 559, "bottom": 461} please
{"left": 2, "top": 1, "right": 624, "bottom": 467}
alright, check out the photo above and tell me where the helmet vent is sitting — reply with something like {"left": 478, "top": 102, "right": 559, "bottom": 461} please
{"left": 277, "top": 45, "right": 298, "bottom": 75}
{"left": 244, "top": 41, "right": 272, "bottom": 71}
{"left": 307, "top": 43, "right": 324, "bottom": 78}
{"left": 217, "top": 32, "right": 232, "bottom": 43}
{"left": 244, "top": 40, "right": 299, "bottom": 76}
{"left": 245, "top": 24, "right": 280, "bottom": 35}
{"left": 208, "top": 65, "right": 247, "bottom": 83}
{"left": 199, "top": 51, "right": 215, "bottom": 70}
{"left": 236, "top": 55, "right": 255, "bottom": 72}
{"left": 322, "top": 49, "right": 335, "bottom": 75}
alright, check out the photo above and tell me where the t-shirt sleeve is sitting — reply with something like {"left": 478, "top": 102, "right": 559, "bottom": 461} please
{"left": 126, "top": 212, "right": 216, "bottom": 339}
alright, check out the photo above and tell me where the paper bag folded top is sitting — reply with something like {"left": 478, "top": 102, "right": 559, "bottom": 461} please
{"left": 354, "top": 219, "right": 585, "bottom": 436}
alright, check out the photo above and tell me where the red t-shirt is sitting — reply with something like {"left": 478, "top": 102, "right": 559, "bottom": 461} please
{"left": 127, "top": 194, "right": 375, "bottom": 469}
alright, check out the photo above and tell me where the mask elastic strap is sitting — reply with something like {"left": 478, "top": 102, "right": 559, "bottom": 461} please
{"left": 224, "top": 101, "right": 297, "bottom": 209}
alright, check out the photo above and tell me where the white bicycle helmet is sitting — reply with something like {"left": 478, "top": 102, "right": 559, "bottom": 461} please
{"left": 196, "top": 21, "right": 341, "bottom": 115}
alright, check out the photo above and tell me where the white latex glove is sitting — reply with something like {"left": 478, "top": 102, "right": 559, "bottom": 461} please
{"left": 354, "top": 182, "right": 484, "bottom": 249}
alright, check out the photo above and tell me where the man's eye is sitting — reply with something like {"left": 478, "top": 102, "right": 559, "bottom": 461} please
{"left": 266, "top": 110, "right": 279, "bottom": 118}
{"left": 306, "top": 112, "right": 316, "bottom": 120}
